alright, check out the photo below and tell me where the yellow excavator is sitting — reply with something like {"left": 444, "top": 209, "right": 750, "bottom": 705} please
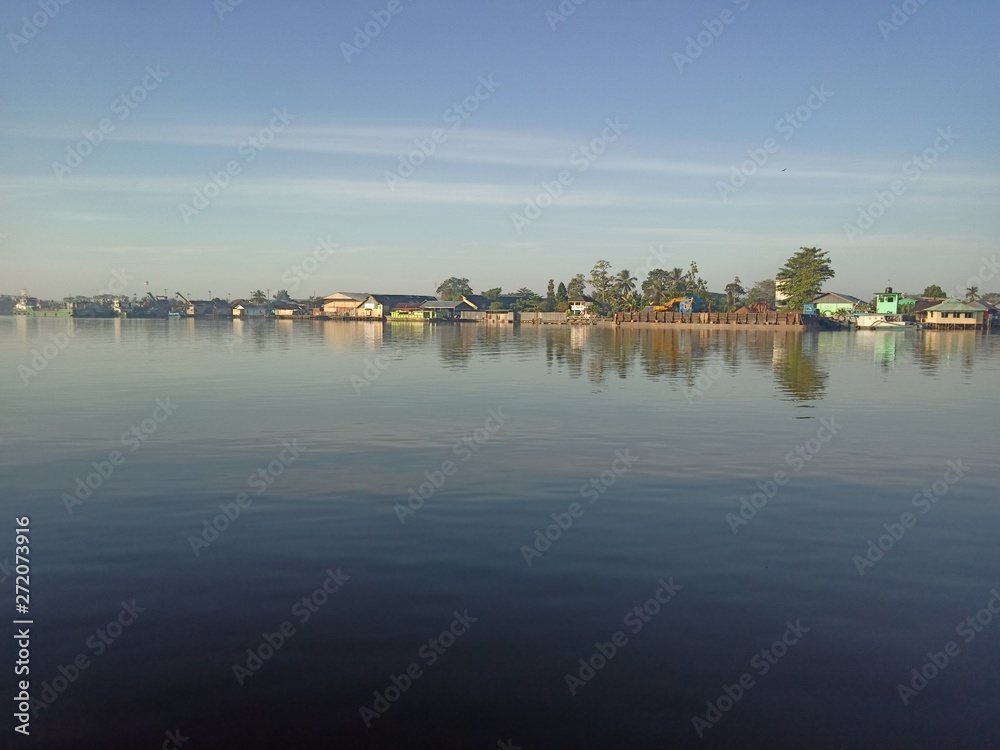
{"left": 653, "top": 296, "right": 705, "bottom": 313}
{"left": 652, "top": 297, "right": 687, "bottom": 312}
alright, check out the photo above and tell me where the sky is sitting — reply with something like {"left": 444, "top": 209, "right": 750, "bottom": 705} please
{"left": 1, "top": 0, "right": 998, "bottom": 301}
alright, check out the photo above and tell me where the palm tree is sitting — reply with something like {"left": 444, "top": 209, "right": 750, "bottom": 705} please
{"left": 616, "top": 269, "right": 637, "bottom": 296}
{"left": 967, "top": 285, "right": 979, "bottom": 301}
{"left": 664, "top": 267, "right": 686, "bottom": 298}
{"left": 644, "top": 276, "right": 666, "bottom": 305}
{"left": 622, "top": 290, "right": 643, "bottom": 311}
{"left": 250, "top": 289, "right": 267, "bottom": 304}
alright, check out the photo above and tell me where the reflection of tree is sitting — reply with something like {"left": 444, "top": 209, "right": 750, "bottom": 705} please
{"left": 587, "top": 329, "right": 639, "bottom": 383}
{"left": 540, "top": 327, "right": 830, "bottom": 399}
{"left": 772, "top": 333, "right": 828, "bottom": 401}
{"left": 435, "top": 325, "right": 477, "bottom": 369}
{"left": 873, "top": 333, "right": 896, "bottom": 371}
{"left": 638, "top": 329, "right": 694, "bottom": 379}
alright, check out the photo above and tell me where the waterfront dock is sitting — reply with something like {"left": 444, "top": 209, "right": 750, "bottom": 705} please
{"left": 612, "top": 309, "right": 813, "bottom": 329}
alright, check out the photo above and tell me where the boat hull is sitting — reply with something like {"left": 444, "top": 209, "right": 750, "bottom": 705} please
{"left": 853, "top": 314, "right": 910, "bottom": 330}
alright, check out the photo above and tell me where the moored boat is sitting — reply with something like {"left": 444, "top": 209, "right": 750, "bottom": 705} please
{"left": 852, "top": 313, "right": 910, "bottom": 330}
{"left": 13, "top": 290, "right": 72, "bottom": 317}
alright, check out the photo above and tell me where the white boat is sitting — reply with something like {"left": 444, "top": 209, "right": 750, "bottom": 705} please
{"left": 853, "top": 313, "right": 910, "bottom": 330}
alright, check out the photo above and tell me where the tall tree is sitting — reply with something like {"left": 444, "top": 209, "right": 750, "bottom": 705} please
{"left": 684, "top": 261, "right": 709, "bottom": 300}
{"left": 567, "top": 274, "right": 587, "bottom": 299}
{"left": 589, "top": 260, "right": 613, "bottom": 303}
{"left": 922, "top": 284, "right": 945, "bottom": 298}
{"left": 641, "top": 269, "right": 669, "bottom": 305}
{"left": 556, "top": 281, "right": 568, "bottom": 303}
{"left": 546, "top": 279, "right": 556, "bottom": 308}
{"left": 436, "top": 277, "right": 473, "bottom": 300}
{"left": 724, "top": 276, "right": 746, "bottom": 311}
{"left": 746, "top": 279, "right": 776, "bottom": 307}
{"left": 775, "top": 247, "right": 835, "bottom": 309}
{"left": 512, "top": 287, "right": 541, "bottom": 312}
{"left": 664, "top": 267, "right": 688, "bottom": 298}
{"left": 966, "top": 285, "right": 979, "bottom": 301}
{"left": 615, "top": 269, "right": 637, "bottom": 296}
{"left": 250, "top": 289, "right": 267, "bottom": 304}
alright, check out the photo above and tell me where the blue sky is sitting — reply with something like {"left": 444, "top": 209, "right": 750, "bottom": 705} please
{"left": 2, "top": 0, "right": 998, "bottom": 300}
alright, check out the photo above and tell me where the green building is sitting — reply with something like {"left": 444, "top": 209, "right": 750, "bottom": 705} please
{"left": 875, "top": 287, "right": 900, "bottom": 314}
{"left": 813, "top": 292, "right": 864, "bottom": 316}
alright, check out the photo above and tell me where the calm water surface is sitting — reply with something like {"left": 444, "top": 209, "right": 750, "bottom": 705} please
{"left": 1, "top": 318, "right": 998, "bottom": 749}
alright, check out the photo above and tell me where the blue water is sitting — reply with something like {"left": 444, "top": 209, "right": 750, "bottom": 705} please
{"left": 2, "top": 318, "right": 998, "bottom": 749}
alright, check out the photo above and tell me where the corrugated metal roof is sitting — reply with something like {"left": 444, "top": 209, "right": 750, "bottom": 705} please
{"left": 813, "top": 292, "right": 863, "bottom": 304}
{"left": 921, "top": 298, "right": 985, "bottom": 313}
{"left": 323, "top": 292, "right": 371, "bottom": 301}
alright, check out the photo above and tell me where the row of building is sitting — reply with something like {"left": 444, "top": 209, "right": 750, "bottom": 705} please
{"left": 227, "top": 292, "right": 595, "bottom": 322}
{"left": 808, "top": 288, "right": 997, "bottom": 329}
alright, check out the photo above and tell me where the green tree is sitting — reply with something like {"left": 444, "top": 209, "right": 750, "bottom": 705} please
{"left": 746, "top": 279, "right": 775, "bottom": 307}
{"left": 512, "top": 287, "right": 541, "bottom": 312}
{"left": 664, "top": 266, "right": 688, "bottom": 298}
{"left": 556, "top": 281, "right": 568, "bottom": 303}
{"left": 922, "top": 284, "right": 945, "bottom": 298}
{"left": 619, "top": 289, "right": 643, "bottom": 311}
{"left": 480, "top": 287, "right": 502, "bottom": 300}
{"left": 775, "top": 247, "right": 835, "bottom": 309}
{"left": 567, "top": 274, "right": 587, "bottom": 299}
{"left": 684, "top": 262, "right": 709, "bottom": 300}
{"left": 436, "top": 277, "right": 473, "bottom": 300}
{"left": 250, "top": 289, "right": 267, "bottom": 304}
{"left": 615, "top": 269, "right": 637, "bottom": 296}
{"left": 274, "top": 289, "right": 291, "bottom": 301}
{"left": 546, "top": 279, "right": 556, "bottom": 308}
{"left": 589, "top": 260, "right": 613, "bottom": 304}
{"left": 966, "top": 285, "right": 979, "bottom": 301}
{"left": 642, "top": 269, "right": 669, "bottom": 305}
{"left": 724, "top": 276, "right": 746, "bottom": 311}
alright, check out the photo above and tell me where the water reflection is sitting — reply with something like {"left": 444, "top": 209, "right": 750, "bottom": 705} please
{"left": 770, "top": 332, "right": 828, "bottom": 401}
{"left": 912, "top": 330, "right": 979, "bottom": 375}
{"left": 533, "top": 327, "right": 831, "bottom": 401}
{"left": 146, "top": 319, "right": 993, "bottom": 398}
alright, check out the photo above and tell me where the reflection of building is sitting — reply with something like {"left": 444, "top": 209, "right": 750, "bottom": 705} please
{"left": 913, "top": 329, "right": 978, "bottom": 373}
{"left": 569, "top": 324, "right": 589, "bottom": 348}
{"left": 873, "top": 332, "right": 897, "bottom": 366}
{"left": 771, "top": 334, "right": 786, "bottom": 366}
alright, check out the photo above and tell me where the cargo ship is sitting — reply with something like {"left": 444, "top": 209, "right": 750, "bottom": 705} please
{"left": 13, "top": 290, "right": 72, "bottom": 317}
